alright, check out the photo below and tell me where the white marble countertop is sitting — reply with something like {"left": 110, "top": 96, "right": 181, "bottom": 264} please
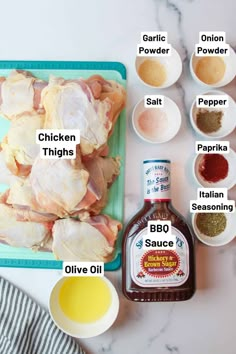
{"left": 0, "top": 0, "right": 236, "bottom": 353}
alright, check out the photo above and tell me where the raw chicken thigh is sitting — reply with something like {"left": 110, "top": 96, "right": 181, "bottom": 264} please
{"left": 52, "top": 215, "right": 121, "bottom": 262}
{"left": 30, "top": 153, "right": 89, "bottom": 217}
{"left": 0, "top": 70, "right": 125, "bottom": 262}
{"left": 42, "top": 76, "right": 111, "bottom": 156}
{"left": 6, "top": 178, "right": 58, "bottom": 222}
{"left": 72, "top": 156, "right": 120, "bottom": 216}
{"left": 0, "top": 203, "right": 51, "bottom": 249}
{"left": 0, "top": 70, "right": 47, "bottom": 120}
{"left": 1, "top": 112, "right": 44, "bottom": 176}
{"left": 81, "top": 156, "right": 120, "bottom": 215}
{"left": 85, "top": 75, "right": 126, "bottom": 129}
{"left": 4, "top": 155, "right": 119, "bottom": 223}
{"left": 82, "top": 214, "right": 121, "bottom": 247}
{"left": 0, "top": 149, "right": 15, "bottom": 185}
{"left": 42, "top": 75, "right": 125, "bottom": 156}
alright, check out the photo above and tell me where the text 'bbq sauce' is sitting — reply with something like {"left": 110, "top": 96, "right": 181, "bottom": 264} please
{"left": 122, "top": 159, "right": 195, "bottom": 302}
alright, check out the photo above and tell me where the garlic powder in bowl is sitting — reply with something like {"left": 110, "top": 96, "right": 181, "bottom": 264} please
{"left": 135, "top": 47, "right": 182, "bottom": 88}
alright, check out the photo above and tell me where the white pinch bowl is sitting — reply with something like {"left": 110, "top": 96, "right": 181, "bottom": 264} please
{"left": 190, "top": 90, "right": 236, "bottom": 139}
{"left": 49, "top": 276, "right": 119, "bottom": 338}
{"left": 135, "top": 47, "right": 182, "bottom": 88}
{"left": 193, "top": 148, "right": 236, "bottom": 190}
{"left": 132, "top": 96, "right": 181, "bottom": 144}
{"left": 190, "top": 46, "right": 236, "bottom": 88}
{"left": 192, "top": 212, "right": 236, "bottom": 246}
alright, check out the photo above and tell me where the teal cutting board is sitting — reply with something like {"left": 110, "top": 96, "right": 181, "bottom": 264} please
{"left": 0, "top": 61, "right": 126, "bottom": 271}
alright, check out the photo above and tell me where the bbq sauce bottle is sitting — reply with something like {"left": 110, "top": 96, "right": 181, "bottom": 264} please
{"left": 122, "top": 159, "right": 195, "bottom": 302}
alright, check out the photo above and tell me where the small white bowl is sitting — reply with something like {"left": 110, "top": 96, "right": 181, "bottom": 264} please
{"left": 135, "top": 47, "right": 182, "bottom": 88}
{"left": 49, "top": 276, "right": 119, "bottom": 338}
{"left": 192, "top": 212, "right": 236, "bottom": 246}
{"left": 132, "top": 96, "right": 181, "bottom": 143}
{"left": 190, "top": 90, "right": 236, "bottom": 139}
{"left": 190, "top": 46, "right": 236, "bottom": 88}
{"left": 193, "top": 148, "right": 236, "bottom": 189}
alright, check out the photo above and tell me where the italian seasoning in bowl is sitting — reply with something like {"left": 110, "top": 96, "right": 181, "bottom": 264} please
{"left": 196, "top": 213, "right": 226, "bottom": 237}
{"left": 192, "top": 212, "right": 236, "bottom": 246}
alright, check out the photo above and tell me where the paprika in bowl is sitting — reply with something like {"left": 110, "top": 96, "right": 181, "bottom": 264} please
{"left": 193, "top": 149, "right": 236, "bottom": 189}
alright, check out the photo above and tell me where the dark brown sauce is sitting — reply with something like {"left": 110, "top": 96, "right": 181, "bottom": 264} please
{"left": 122, "top": 201, "right": 195, "bottom": 302}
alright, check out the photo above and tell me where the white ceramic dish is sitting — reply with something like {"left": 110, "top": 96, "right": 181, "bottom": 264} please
{"left": 49, "top": 276, "right": 119, "bottom": 338}
{"left": 192, "top": 212, "right": 236, "bottom": 246}
{"left": 193, "top": 148, "right": 236, "bottom": 189}
{"left": 190, "top": 90, "right": 236, "bottom": 139}
{"left": 135, "top": 47, "right": 182, "bottom": 88}
{"left": 190, "top": 46, "right": 236, "bottom": 88}
{"left": 132, "top": 96, "right": 181, "bottom": 143}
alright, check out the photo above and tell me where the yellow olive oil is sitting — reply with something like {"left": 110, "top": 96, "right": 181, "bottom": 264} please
{"left": 59, "top": 277, "right": 112, "bottom": 323}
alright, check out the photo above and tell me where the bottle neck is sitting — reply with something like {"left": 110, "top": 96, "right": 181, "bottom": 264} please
{"left": 144, "top": 197, "right": 171, "bottom": 203}
{"left": 142, "top": 200, "right": 172, "bottom": 216}
{"left": 144, "top": 200, "right": 171, "bottom": 208}
{"left": 143, "top": 160, "right": 171, "bottom": 202}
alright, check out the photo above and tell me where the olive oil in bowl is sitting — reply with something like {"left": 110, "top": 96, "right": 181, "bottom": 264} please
{"left": 49, "top": 276, "right": 119, "bottom": 338}
{"left": 59, "top": 277, "right": 112, "bottom": 323}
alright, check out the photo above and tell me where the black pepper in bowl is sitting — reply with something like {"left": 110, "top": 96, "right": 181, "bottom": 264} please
{"left": 196, "top": 109, "right": 223, "bottom": 134}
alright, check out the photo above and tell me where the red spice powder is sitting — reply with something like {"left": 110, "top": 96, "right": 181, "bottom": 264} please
{"left": 199, "top": 154, "right": 229, "bottom": 183}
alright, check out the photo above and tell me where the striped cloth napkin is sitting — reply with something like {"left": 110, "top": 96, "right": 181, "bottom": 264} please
{"left": 0, "top": 277, "right": 85, "bottom": 354}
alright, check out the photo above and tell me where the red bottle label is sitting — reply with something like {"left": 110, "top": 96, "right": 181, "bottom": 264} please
{"left": 131, "top": 227, "right": 189, "bottom": 287}
{"left": 141, "top": 250, "right": 180, "bottom": 278}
